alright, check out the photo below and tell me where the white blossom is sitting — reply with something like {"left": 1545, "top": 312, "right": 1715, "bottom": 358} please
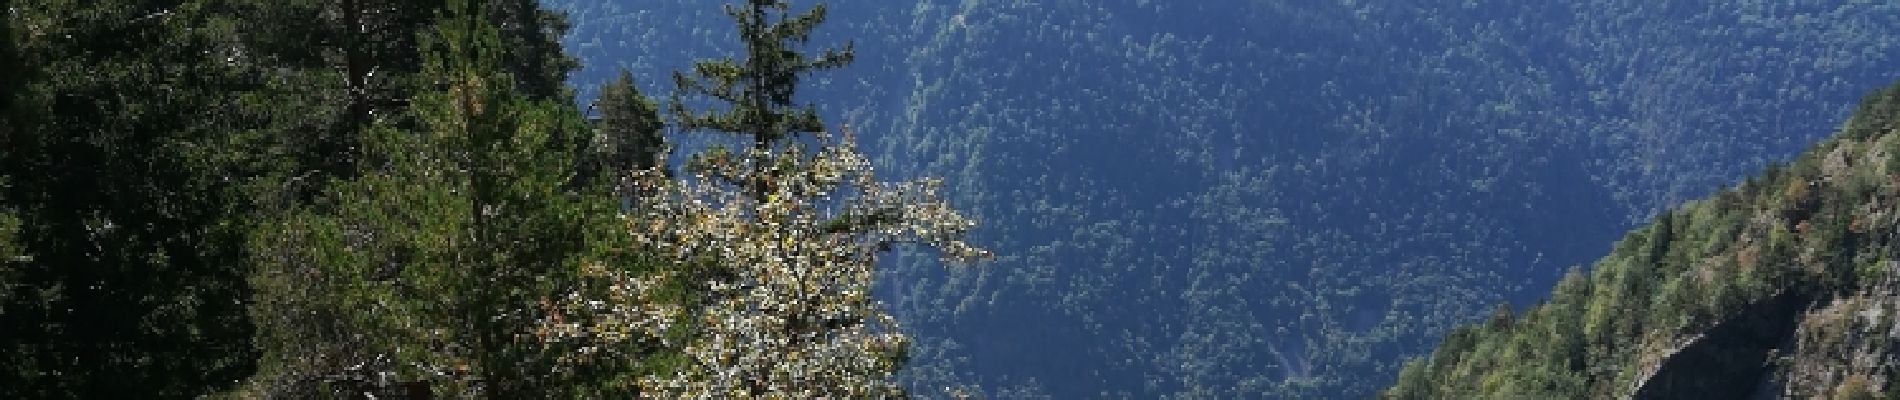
{"left": 539, "top": 127, "right": 988, "bottom": 397}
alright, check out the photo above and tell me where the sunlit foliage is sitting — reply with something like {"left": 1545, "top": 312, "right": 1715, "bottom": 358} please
{"left": 1385, "top": 81, "right": 1900, "bottom": 399}
{"left": 543, "top": 128, "right": 987, "bottom": 397}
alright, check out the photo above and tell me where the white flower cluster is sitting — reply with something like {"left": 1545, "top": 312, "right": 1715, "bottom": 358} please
{"left": 540, "top": 127, "right": 988, "bottom": 397}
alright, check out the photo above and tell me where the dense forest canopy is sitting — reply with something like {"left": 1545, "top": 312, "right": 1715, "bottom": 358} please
{"left": 6, "top": 0, "right": 1900, "bottom": 398}
{"left": 1385, "top": 78, "right": 1900, "bottom": 400}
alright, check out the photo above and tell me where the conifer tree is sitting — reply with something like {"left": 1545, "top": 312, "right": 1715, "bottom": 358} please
{"left": 241, "top": 0, "right": 612, "bottom": 396}
{"left": 672, "top": 0, "right": 853, "bottom": 146}
{"left": 228, "top": 0, "right": 578, "bottom": 193}
{"left": 592, "top": 69, "right": 667, "bottom": 183}
{"left": 0, "top": 0, "right": 17, "bottom": 333}
{"left": 0, "top": 2, "right": 261, "bottom": 397}
{"left": 671, "top": 0, "right": 855, "bottom": 198}
{"left": 541, "top": 1, "right": 989, "bottom": 396}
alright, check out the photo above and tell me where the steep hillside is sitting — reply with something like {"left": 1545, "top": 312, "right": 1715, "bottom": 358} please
{"left": 549, "top": 1, "right": 1900, "bottom": 397}
{"left": 1386, "top": 81, "right": 1900, "bottom": 399}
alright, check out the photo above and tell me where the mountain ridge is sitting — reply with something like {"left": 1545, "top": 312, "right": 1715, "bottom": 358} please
{"left": 1386, "top": 80, "right": 1900, "bottom": 399}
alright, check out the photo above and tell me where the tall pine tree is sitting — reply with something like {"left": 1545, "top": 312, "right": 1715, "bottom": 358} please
{"left": 239, "top": 0, "right": 615, "bottom": 397}
{"left": 670, "top": 0, "right": 854, "bottom": 198}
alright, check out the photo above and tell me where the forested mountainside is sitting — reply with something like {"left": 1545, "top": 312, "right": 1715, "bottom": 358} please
{"left": 1, "top": 0, "right": 981, "bottom": 397}
{"left": 1386, "top": 81, "right": 1900, "bottom": 399}
{"left": 9, "top": 0, "right": 1900, "bottom": 398}
{"left": 547, "top": 1, "right": 1900, "bottom": 397}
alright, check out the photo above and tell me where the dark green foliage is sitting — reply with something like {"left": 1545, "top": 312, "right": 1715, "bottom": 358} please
{"left": 0, "top": 2, "right": 261, "bottom": 396}
{"left": 490, "top": 0, "right": 580, "bottom": 101}
{"left": 669, "top": 0, "right": 854, "bottom": 151}
{"left": 0, "top": 0, "right": 894, "bottom": 396}
{"left": 0, "top": 0, "right": 13, "bottom": 115}
{"left": 1385, "top": 80, "right": 1900, "bottom": 399}
{"left": 667, "top": 0, "right": 861, "bottom": 211}
{"left": 219, "top": 0, "right": 573, "bottom": 189}
{"left": 592, "top": 69, "right": 667, "bottom": 177}
{"left": 224, "top": 0, "right": 447, "bottom": 182}
{"left": 0, "top": 0, "right": 18, "bottom": 307}
{"left": 240, "top": 0, "right": 623, "bottom": 397}
{"left": 1, "top": 0, "right": 612, "bottom": 397}
{"left": 1846, "top": 83, "right": 1900, "bottom": 142}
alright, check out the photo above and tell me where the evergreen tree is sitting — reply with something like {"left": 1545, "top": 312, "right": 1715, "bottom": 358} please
{"left": 217, "top": 0, "right": 449, "bottom": 185}
{"left": 0, "top": 1, "right": 979, "bottom": 397}
{"left": 240, "top": 0, "right": 611, "bottom": 397}
{"left": 1385, "top": 80, "right": 1900, "bottom": 399}
{"left": 536, "top": 1, "right": 988, "bottom": 396}
{"left": 591, "top": 69, "right": 667, "bottom": 183}
{"left": 0, "top": 2, "right": 260, "bottom": 396}
{"left": 0, "top": 0, "right": 19, "bottom": 307}
{"left": 0, "top": 0, "right": 14, "bottom": 115}
{"left": 670, "top": 0, "right": 854, "bottom": 198}
{"left": 224, "top": 0, "right": 576, "bottom": 193}
{"left": 490, "top": 0, "right": 579, "bottom": 101}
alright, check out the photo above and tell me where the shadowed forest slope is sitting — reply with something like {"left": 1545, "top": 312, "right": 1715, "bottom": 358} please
{"left": 549, "top": 1, "right": 1900, "bottom": 397}
{"left": 1386, "top": 81, "right": 1900, "bottom": 399}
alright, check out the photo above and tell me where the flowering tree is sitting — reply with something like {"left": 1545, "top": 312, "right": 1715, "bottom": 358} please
{"left": 535, "top": 2, "right": 987, "bottom": 396}
{"left": 540, "top": 126, "right": 988, "bottom": 397}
